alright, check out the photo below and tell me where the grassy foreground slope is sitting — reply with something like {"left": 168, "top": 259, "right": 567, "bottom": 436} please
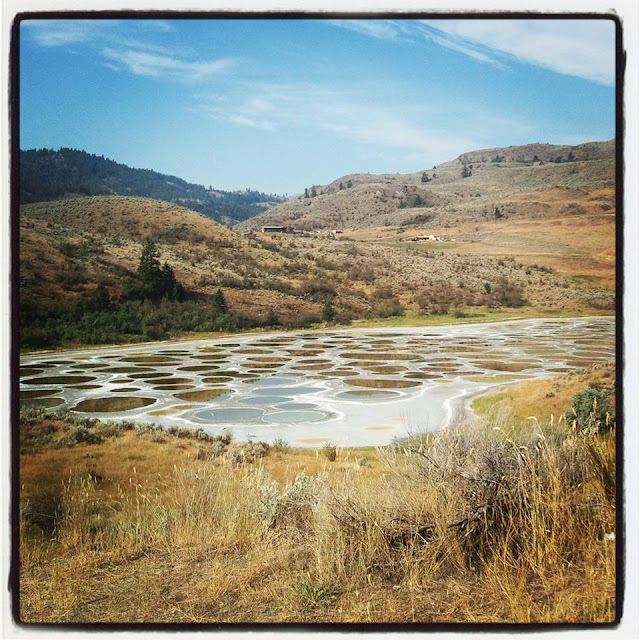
{"left": 19, "top": 365, "right": 615, "bottom": 624}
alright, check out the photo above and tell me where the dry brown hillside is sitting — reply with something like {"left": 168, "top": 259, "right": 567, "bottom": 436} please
{"left": 20, "top": 194, "right": 613, "bottom": 328}
{"left": 237, "top": 140, "right": 615, "bottom": 289}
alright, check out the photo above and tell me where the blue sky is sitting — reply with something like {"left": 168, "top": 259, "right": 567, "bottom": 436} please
{"left": 20, "top": 18, "right": 616, "bottom": 194}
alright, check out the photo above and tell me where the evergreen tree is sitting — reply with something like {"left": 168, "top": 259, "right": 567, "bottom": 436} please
{"left": 322, "top": 298, "right": 335, "bottom": 322}
{"left": 88, "top": 284, "right": 112, "bottom": 312}
{"left": 214, "top": 288, "right": 228, "bottom": 313}
{"left": 265, "top": 309, "right": 280, "bottom": 326}
{"left": 310, "top": 185, "right": 317, "bottom": 197}
{"left": 138, "top": 238, "right": 161, "bottom": 284}
{"left": 346, "top": 180, "right": 353, "bottom": 188}
{"left": 304, "top": 188, "right": 309, "bottom": 198}
{"left": 160, "top": 261, "right": 178, "bottom": 299}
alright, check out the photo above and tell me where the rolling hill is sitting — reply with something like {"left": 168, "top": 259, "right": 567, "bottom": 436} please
{"left": 20, "top": 193, "right": 613, "bottom": 335}
{"left": 19, "top": 148, "right": 286, "bottom": 225}
{"left": 239, "top": 140, "right": 614, "bottom": 231}
{"left": 237, "top": 140, "right": 616, "bottom": 288}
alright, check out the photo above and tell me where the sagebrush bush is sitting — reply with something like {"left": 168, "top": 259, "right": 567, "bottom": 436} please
{"left": 59, "top": 425, "right": 103, "bottom": 447}
{"left": 567, "top": 387, "right": 614, "bottom": 434}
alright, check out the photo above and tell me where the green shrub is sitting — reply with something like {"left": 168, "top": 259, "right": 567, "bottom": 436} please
{"left": 59, "top": 425, "right": 103, "bottom": 447}
{"left": 566, "top": 387, "right": 614, "bottom": 434}
{"left": 293, "top": 575, "right": 338, "bottom": 609}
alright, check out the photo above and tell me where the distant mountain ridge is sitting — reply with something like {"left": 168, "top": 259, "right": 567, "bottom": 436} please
{"left": 19, "top": 148, "right": 286, "bottom": 225}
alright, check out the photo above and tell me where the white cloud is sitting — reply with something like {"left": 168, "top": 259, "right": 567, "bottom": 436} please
{"left": 327, "top": 19, "right": 402, "bottom": 41}
{"left": 198, "top": 82, "right": 480, "bottom": 163}
{"left": 420, "top": 28, "right": 504, "bottom": 68}
{"left": 327, "top": 18, "right": 615, "bottom": 86}
{"left": 227, "top": 114, "right": 276, "bottom": 131}
{"left": 22, "top": 19, "right": 120, "bottom": 47}
{"left": 23, "top": 19, "right": 230, "bottom": 83}
{"left": 101, "top": 48, "right": 237, "bottom": 82}
{"left": 422, "top": 19, "right": 615, "bottom": 85}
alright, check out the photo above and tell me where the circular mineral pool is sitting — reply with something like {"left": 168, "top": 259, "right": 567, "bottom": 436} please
{"left": 193, "top": 407, "right": 265, "bottom": 423}
{"left": 335, "top": 390, "right": 402, "bottom": 400}
{"left": 20, "top": 388, "right": 61, "bottom": 399}
{"left": 273, "top": 402, "right": 319, "bottom": 410}
{"left": 239, "top": 395, "right": 293, "bottom": 406}
{"left": 20, "top": 397, "right": 65, "bottom": 409}
{"left": 249, "top": 376, "right": 300, "bottom": 387}
{"left": 251, "top": 386, "right": 325, "bottom": 397}
{"left": 23, "top": 375, "right": 97, "bottom": 385}
{"left": 73, "top": 396, "right": 156, "bottom": 413}
{"left": 265, "top": 410, "right": 327, "bottom": 424}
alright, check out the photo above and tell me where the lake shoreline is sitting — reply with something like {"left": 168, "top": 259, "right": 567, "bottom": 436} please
{"left": 20, "top": 317, "right": 615, "bottom": 448}
{"left": 19, "top": 309, "right": 615, "bottom": 356}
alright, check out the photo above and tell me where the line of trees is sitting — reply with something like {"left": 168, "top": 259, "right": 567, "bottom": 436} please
{"left": 20, "top": 240, "right": 236, "bottom": 349}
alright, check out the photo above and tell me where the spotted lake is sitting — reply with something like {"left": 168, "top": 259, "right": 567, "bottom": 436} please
{"left": 19, "top": 317, "right": 615, "bottom": 447}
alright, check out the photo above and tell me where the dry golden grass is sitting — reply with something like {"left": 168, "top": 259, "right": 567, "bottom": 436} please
{"left": 19, "top": 393, "right": 616, "bottom": 625}
{"left": 350, "top": 189, "right": 615, "bottom": 290}
{"left": 472, "top": 363, "right": 616, "bottom": 424}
